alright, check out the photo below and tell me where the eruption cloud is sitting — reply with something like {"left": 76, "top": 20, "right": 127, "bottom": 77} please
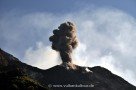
{"left": 49, "top": 22, "right": 78, "bottom": 63}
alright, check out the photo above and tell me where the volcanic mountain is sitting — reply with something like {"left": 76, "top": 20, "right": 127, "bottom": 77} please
{"left": 0, "top": 48, "right": 135, "bottom": 90}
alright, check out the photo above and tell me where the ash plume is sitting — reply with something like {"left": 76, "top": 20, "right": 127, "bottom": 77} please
{"left": 49, "top": 22, "right": 78, "bottom": 63}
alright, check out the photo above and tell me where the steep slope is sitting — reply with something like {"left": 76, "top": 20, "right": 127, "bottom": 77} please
{"left": 0, "top": 49, "right": 48, "bottom": 90}
{"left": 0, "top": 48, "right": 136, "bottom": 90}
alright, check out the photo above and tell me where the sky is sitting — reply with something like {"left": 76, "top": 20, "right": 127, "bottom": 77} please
{"left": 0, "top": 0, "right": 136, "bottom": 86}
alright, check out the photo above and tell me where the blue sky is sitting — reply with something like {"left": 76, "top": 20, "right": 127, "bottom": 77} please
{"left": 0, "top": 0, "right": 136, "bottom": 86}
{"left": 0, "top": 0, "right": 136, "bottom": 17}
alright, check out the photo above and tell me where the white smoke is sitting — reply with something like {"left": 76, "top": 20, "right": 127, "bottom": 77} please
{"left": 23, "top": 42, "right": 61, "bottom": 69}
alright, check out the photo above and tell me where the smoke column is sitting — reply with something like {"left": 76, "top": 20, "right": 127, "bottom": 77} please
{"left": 49, "top": 22, "right": 78, "bottom": 63}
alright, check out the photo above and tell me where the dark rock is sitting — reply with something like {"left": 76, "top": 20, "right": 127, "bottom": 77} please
{"left": 0, "top": 49, "right": 135, "bottom": 90}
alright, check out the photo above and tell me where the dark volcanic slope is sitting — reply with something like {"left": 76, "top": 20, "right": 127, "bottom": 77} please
{"left": 0, "top": 49, "right": 48, "bottom": 90}
{"left": 0, "top": 48, "right": 136, "bottom": 90}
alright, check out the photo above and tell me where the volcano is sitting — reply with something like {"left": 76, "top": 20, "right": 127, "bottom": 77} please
{"left": 0, "top": 48, "right": 135, "bottom": 90}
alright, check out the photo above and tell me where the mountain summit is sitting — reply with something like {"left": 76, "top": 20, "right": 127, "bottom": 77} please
{"left": 0, "top": 48, "right": 136, "bottom": 90}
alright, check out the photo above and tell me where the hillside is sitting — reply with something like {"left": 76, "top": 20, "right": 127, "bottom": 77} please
{"left": 0, "top": 48, "right": 136, "bottom": 90}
